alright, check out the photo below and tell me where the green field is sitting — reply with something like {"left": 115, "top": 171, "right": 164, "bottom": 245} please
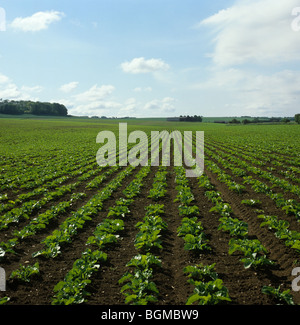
{"left": 0, "top": 117, "right": 300, "bottom": 305}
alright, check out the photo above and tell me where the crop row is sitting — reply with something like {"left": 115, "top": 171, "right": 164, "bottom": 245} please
{"left": 119, "top": 203, "right": 166, "bottom": 305}
{"left": 118, "top": 163, "right": 168, "bottom": 305}
{"left": 198, "top": 173, "right": 295, "bottom": 304}
{"left": 201, "top": 151, "right": 300, "bottom": 258}
{"left": 31, "top": 166, "right": 135, "bottom": 258}
{"left": 206, "top": 143, "right": 300, "bottom": 197}
{"left": 2, "top": 162, "right": 153, "bottom": 305}
{"left": 0, "top": 165, "right": 127, "bottom": 261}
{"left": 0, "top": 133, "right": 134, "bottom": 193}
{"left": 204, "top": 148, "right": 300, "bottom": 222}
{"left": 173, "top": 166, "right": 231, "bottom": 304}
{"left": 0, "top": 164, "right": 122, "bottom": 231}
{"left": 50, "top": 164, "right": 152, "bottom": 303}
{"left": 210, "top": 139, "right": 300, "bottom": 181}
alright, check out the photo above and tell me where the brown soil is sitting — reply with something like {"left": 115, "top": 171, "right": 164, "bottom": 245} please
{"left": 1, "top": 161, "right": 300, "bottom": 306}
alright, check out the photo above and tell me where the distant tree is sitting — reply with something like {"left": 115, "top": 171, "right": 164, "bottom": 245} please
{"left": 270, "top": 117, "right": 281, "bottom": 122}
{"left": 295, "top": 114, "right": 300, "bottom": 124}
{"left": 242, "top": 119, "right": 251, "bottom": 125}
{"left": 179, "top": 115, "right": 202, "bottom": 122}
{"left": 229, "top": 118, "right": 241, "bottom": 124}
{"left": 0, "top": 100, "right": 68, "bottom": 116}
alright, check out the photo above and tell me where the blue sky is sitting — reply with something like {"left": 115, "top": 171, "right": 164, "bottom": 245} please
{"left": 1, "top": 0, "right": 300, "bottom": 117}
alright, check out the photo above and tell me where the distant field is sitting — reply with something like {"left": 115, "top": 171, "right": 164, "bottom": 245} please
{"left": 0, "top": 117, "right": 300, "bottom": 305}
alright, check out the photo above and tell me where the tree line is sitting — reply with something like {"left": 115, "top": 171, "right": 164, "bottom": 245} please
{"left": 230, "top": 115, "right": 300, "bottom": 124}
{"left": 0, "top": 100, "right": 68, "bottom": 116}
{"left": 179, "top": 115, "right": 203, "bottom": 122}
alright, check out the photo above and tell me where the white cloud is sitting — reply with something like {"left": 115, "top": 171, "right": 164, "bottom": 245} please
{"left": 21, "top": 85, "right": 43, "bottom": 93}
{"left": 73, "top": 84, "right": 115, "bottom": 103}
{"left": 72, "top": 100, "right": 121, "bottom": 116}
{"left": 121, "top": 57, "right": 170, "bottom": 74}
{"left": 198, "top": 0, "right": 300, "bottom": 66}
{"left": 0, "top": 84, "right": 41, "bottom": 100}
{"left": 0, "top": 74, "right": 9, "bottom": 84}
{"left": 0, "top": 73, "right": 42, "bottom": 100}
{"left": 133, "top": 87, "right": 152, "bottom": 92}
{"left": 190, "top": 0, "right": 300, "bottom": 117}
{"left": 60, "top": 81, "right": 79, "bottom": 93}
{"left": 144, "top": 97, "right": 176, "bottom": 113}
{"left": 117, "top": 98, "right": 138, "bottom": 117}
{"left": 10, "top": 11, "right": 64, "bottom": 32}
{"left": 238, "top": 70, "right": 300, "bottom": 116}
{"left": 56, "top": 84, "right": 120, "bottom": 116}
{"left": 194, "top": 67, "right": 300, "bottom": 116}
{"left": 0, "top": 83, "right": 21, "bottom": 99}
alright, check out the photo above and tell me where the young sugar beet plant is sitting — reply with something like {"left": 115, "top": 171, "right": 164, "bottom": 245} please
{"left": 52, "top": 216, "right": 126, "bottom": 304}
{"left": 10, "top": 262, "right": 40, "bottom": 283}
{"left": 51, "top": 165, "right": 153, "bottom": 305}
{"left": 198, "top": 174, "right": 274, "bottom": 270}
{"left": 0, "top": 194, "right": 85, "bottom": 260}
{"left": 0, "top": 182, "right": 79, "bottom": 230}
{"left": 107, "top": 165, "right": 152, "bottom": 219}
{"left": 119, "top": 203, "right": 166, "bottom": 305}
{"left": 174, "top": 166, "right": 209, "bottom": 253}
{"left": 177, "top": 217, "right": 211, "bottom": 253}
{"left": 258, "top": 214, "right": 300, "bottom": 253}
{"left": 0, "top": 167, "right": 140, "bottom": 260}
{"left": 262, "top": 285, "right": 295, "bottom": 305}
{"left": 118, "top": 253, "right": 162, "bottom": 305}
{"left": 184, "top": 263, "right": 231, "bottom": 305}
{"left": 174, "top": 166, "right": 200, "bottom": 218}
{"left": 32, "top": 166, "right": 134, "bottom": 258}
{"left": 134, "top": 204, "right": 167, "bottom": 252}
{"left": 148, "top": 166, "right": 168, "bottom": 201}
{"left": 228, "top": 238, "right": 274, "bottom": 269}
{"left": 52, "top": 249, "right": 108, "bottom": 305}
{"left": 218, "top": 216, "right": 248, "bottom": 239}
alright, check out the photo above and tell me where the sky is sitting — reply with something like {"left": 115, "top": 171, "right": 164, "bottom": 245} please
{"left": 1, "top": 0, "right": 300, "bottom": 118}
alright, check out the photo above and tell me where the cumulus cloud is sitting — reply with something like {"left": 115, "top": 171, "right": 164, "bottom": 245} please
{"left": 144, "top": 97, "right": 176, "bottom": 113}
{"left": 0, "top": 73, "right": 42, "bottom": 100}
{"left": 133, "top": 87, "right": 152, "bottom": 92}
{"left": 194, "top": 67, "right": 300, "bottom": 116}
{"left": 60, "top": 81, "right": 79, "bottom": 93}
{"left": 238, "top": 70, "right": 300, "bottom": 115}
{"left": 191, "top": 0, "right": 300, "bottom": 116}
{"left": 57, "top": 84, "right": 121, "bottom": 116}
{"left": 73, "top": 84, "right": 115, "bottom": 103}
{"left": 0, "top": 83, "right": 21, "bottom": 99}
{"left": 10, "top": 11, "right": 64, "bottom": 32}
{"left": 0, "top": 74, "right": 9, "bottom": 84}
{"left": 117, "top": 98, "right": 138, "bottom": 117}
{"left": 198, "top": 0, "right": 300, "bottom": 66}
{"left": 21, "top": 85, "right": 43, "bottom": 93}
{"left": 121, "top": 57, "right": 170, "bottom": 74}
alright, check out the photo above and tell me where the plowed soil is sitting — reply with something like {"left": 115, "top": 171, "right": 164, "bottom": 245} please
{"left": 1, "top": 161, "right": 300, "bottom": 305}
